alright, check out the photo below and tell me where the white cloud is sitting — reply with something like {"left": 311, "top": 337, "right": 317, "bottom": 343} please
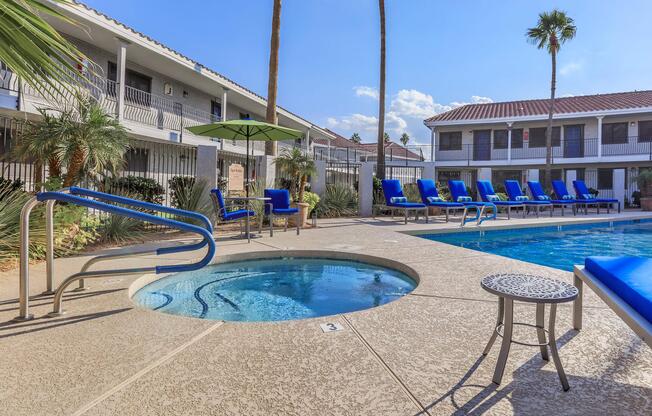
{"left": 327, "top": 89, "right": 493, "bottom": 145}
{"left": 559, "top": 62, "right": 582, "bottom": 76}
{"left": 353, "top": 86, "right": 379, "bottom": 100}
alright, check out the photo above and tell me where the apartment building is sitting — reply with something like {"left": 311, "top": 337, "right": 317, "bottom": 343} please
{"left": 0, "top": 1, "right": 334, "bottom": 189}
{"left": 424, "top": 90, "right": 652, "bottom": 207}
{"left": 313, "top": 129, "right": 423, "bottom": 162}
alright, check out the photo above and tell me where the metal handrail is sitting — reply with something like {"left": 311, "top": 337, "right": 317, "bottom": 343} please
{"left": 16, "top": 190, "right": 216, "bottom": 321}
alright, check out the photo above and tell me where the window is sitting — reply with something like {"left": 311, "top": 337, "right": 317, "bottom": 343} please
{"left": 108, "top": 62, "right": 152, "bottom": 105}
{"left": 125, "top": 148, "right": 149, "bottom": 173}
{"left": 602, "top": 122, "right": 628, "bottom": 144}
{"left": 210, "top": 100, "right": 222, "bottom": 121}
{"left": 529, "top": 127, "right": 560, "bottom": 147}
{"left": 598, "top": 168, "right": 613, "bottom": 189}
{"left": 493, "top": 130, "right": 508, "bottom": 149}
{"left": 511, "top": 129, "right": 524, "bottom": 148}
{"left": 439, "top": 131, "right": 462, "bottom": 151}
{"left": 638, "top": 121, "right": 652, "bottom": 142}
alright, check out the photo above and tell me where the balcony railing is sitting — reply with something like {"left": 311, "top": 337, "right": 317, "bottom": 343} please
{"left": 435, "top": 137, "right": 652, "bottom": 163}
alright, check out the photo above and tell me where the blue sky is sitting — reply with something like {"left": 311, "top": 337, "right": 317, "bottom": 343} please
{"left": 84, "top": 0, "right": 652, "bottom": 145}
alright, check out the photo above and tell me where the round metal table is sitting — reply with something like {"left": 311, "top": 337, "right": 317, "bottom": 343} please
{"left": 224, "top": 196, "right": 271, "bottom": 241}
{"left": 481, "top": 273, "right": 579, "bottom": 391}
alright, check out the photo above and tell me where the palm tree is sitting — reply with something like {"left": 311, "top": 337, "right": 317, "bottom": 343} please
{"left": 274, "top": 147, "right": 316, "bottom": 203}
{"left": 264, "top": 0, "right": 282, "bottom": 157}
{"left": 376, "top": 0, "right": 386, "bottom": 180}
{"left": 350, "top": 133, "right": 361, "bottom": 144}
{"left": 0, "top": 0, "right": 90, "bottom": 98}
{"left": 527, "top": 10, "right": 576, "bottom": 187}
{"left": 383, "top": 132, "right": 390, "bottom": 144}
{"left": 400, "top": 132, "right": 410, "bottom": 165}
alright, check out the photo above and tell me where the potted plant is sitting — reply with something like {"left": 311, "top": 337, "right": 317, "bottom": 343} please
{"left": 635, "top": 169, "right": 652, "bottom": 211}
{"left": 274, "top": 148, "right": 317, "bottom": 226}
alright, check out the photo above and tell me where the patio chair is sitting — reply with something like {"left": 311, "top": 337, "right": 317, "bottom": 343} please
{"left": 264, "top": 189, "right": 300, "bottom": 236}
{"left": 380, "top": 179, "right": 428, "bottom": 224}
{"left": 447, "top": 180, "right": 496, "bottom": 225}
{"left": 552, "top": 180, "right": 598, "bottom": 215}
{"left": 210, "top": 189, "right": 258, "bottom": 241}
{"left": 573, "top": 256, "right": 652, "bottom": 348}
{"left": 504, "top": 180, "right": 552, "bottom": 218}
{"left": 416, "top": 179, "right": 466, "bottom": 222}
{"left": 573, "top": 180, "right": 620, "bottom": 214}
{"left": 476, "top": 180, "right": 525, "bottom": 219}
{"left": 527, "top": 180, "right": 577, "bottom": 216}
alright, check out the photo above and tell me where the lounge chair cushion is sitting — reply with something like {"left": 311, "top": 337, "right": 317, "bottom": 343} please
{"left": 582, "top": 193, "right": 593, "bottom": 200}
{"left": 515, "top": 195, "right": 529, "bottom": 201}
{"left": 427, "top": 196, "right": 443, "bottom": 203}
{"left": 457, "top": 196, "right": 472, "bottom": 202}
{"left": 272, "top": 207, "right": 299, "bottom": 215}
{"left": 585, "top": 256, "right": 652, "bottom": 324}
{"left": 264, "top": 189, "right": 293, "bottom": 215}
{"left": 486, "top": 194, "right": 501, "bottom": 202}
{"left": 537, "top": 195, "right": 551, "bottom": 201}
{"left": 562, "top": 195, "right": 574, "bottom": 200}
{"left": 390, "top": 196, "right": 408, "bottom": 204}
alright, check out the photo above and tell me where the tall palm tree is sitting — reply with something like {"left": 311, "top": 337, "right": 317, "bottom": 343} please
{"left": 527, "top": 10, "right": 576, "bottom": 187}
{"left": 350, "top": 133, "right": 361, "bottom": 144}
{"left": 0, "top": 0, "right": 89, "bottom": 97}
{"left": 265, "top": 0, "right": 282, "bottom": 157}
{"left": 400, "top": 132, "right": 410, "bottom": 165}
{"left": 376, "top": 0, "right": 386, "bottom": 180}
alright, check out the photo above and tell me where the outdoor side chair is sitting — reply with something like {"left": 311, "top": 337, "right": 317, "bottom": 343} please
{"left": 264, "top": 189, "right": 300, "bottom": 236}
{"left": 210, "top": 188, "right": 258, "bottom": 241}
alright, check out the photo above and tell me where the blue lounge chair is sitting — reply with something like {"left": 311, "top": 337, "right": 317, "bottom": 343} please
{"left": 416, "top": 179, "right": 466, "bottom": 222}
{"left": 573, "top": 180, "right": 620, "bottom": 214}
{"left": 573, "top": 257, "right": 652, "bottom": 347}
{"left": 527, "top": 180, "right": 577, "bottom": 216}
{"left": 448, "top": 180, "right": 496, "bottom": 225}
{"left": 381, "top": 179, "right": 428, "bottom": 224}
{"left": 476, "top": 180, "right": 524, "bottom": 219}
{"left": 504, "top": 180, "right": 552, "bottom": 217}
{"left": 552, "top": 180, "right": 597, "bottom": 215}
{"left": 210, "top": 188, "right": 258, "bottom": 241}
{"left": 264, "top": 189, "right": 300, "bottom": 236}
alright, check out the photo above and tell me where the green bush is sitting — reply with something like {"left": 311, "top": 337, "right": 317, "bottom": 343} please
{"left": 302, "top": 191, "right": 320, "bottom": 215}
{"left": 97, "top": 213, "right": 142, "bottom": 244}
{"left": 169, "top": 176, "right": 195, "bottom": 207}
{"left": 403, "top": 183, "right": 420, "bottom": 202}
{"left": 316, "top": 183, "right": 358, "bottom": 218}
{"left": 102, "top": 176, "right": 164, "bottom": 204}
{"left": 0, "top": 178, "right": 23, "bottom": 198}
{"left": 169, "top": 177, "right": 211, "bottom": 221}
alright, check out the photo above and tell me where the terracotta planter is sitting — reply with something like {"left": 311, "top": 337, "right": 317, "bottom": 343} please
{"left": 290, "top": 202, "right": 311, "bottom": 227}
{"left": 641, "top": 197, "right": 652, "bottom": 211}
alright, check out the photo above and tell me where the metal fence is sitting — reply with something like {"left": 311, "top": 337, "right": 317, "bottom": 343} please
{"left": 325, "top": 162, "right": 360, "bottom": 187}
{"left": 380, "top": 165, "right": 423, "bottom": 185}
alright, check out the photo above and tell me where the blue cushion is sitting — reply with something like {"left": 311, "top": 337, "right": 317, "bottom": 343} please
{"left": 382, "top": 179, "right": 404, "bottom": 205}
{"left": 516, "top": 195, "right": 530, "bottom": 201}
{"left": 457, "top": 196, "right": 472, "bottom": 202}
{"left": 223, "top": 209, "right": 255, "bottom": 221}
{"left": 417, "top": 179, "right": 439, "bottom": 204}
{"left": 265, "top": 189, "right": 291, "bottom": 214}
{"left": 552, "top": 180, "right": 570, "bottom": 200}
{"left": 585, "top": 256, "right": 652, "bottom": 324}
{"left": 272, "top": 208, "right": 299, "bottom": 215}
{"left": 427, "top": 196, "right": 443, "bottom": 203}
{"left": 486, "top": 194, "right": 501, "bottom": 202}
{"left": 390, "top": 196, "right": 408, "bottom": 204}
{"left": 389, "top": 202, "right": 426, "bottom": 208}
{"left": 448, "top": 180, "right": 469, "bottom": 202}
{"left": 562, "top": 194, "right": 574, "bottom": 200}
{"left": 536, "top": 195, "right": 550, "bottom": 201}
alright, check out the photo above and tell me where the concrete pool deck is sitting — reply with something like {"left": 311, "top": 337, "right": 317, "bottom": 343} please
{"left": 1, "top": 211, "right": 651, "bottom": 415}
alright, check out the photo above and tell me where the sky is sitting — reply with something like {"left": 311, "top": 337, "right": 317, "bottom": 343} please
{"left": 83, "top": 0, "right": 652, "bottom": 145}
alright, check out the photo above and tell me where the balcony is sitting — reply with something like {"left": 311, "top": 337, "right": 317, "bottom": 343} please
{"left": 435, "top": 137, "right": 652, "bottom": 165}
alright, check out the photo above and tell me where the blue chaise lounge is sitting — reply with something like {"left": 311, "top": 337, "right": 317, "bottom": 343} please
{"left": 573, "top": 256, "right": 652, "bottom": 347}
{"left": 476, "top": 180, "right": 524, "bottom": 219}
{"left": 573, "top": 180, "right": 620, "bottom": 214}
{"left": 527, "top": 180, "right": 577, "bottom": 216}
{"left": 552, "top": 180, "right": 598, "bottom": 215}
{"left": 504, "top": 180, "right": 552, "bottom": 217}
{"left": 381, "top": 179, "right": 429, "bottom": 224}
{"left": 448, "top": 180, "right": 496, "bottom": 225}
{"left": 416, "top": 179, "right": 466, "bottom": 222}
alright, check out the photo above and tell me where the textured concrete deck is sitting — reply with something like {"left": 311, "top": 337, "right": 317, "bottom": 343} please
{"left": 1, "top": 211, "right": 651, "bottom": 415}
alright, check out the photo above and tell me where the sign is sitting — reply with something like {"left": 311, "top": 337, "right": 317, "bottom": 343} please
{"left": 228, "top": 164, "right": 244, "bottom": 191}
{"left": 320, "top": 322, "right": 344, "bottom": 333}
{"left": 523, "top": 130, "right": 529, "bottom": 142}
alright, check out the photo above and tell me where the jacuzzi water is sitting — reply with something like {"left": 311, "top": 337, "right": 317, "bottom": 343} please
{"left": 132, "top": 257, "right": 416, "bottom": 322}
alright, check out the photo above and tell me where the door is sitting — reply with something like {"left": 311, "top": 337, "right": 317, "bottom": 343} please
{"left": 473, "top": 130, "right": 491, "bottom": 161}
{"left": 564, "top": 125, "right": 584, "bottom": 158}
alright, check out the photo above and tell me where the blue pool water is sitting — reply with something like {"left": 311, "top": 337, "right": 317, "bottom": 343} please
{"left": 421, "top": 220, "right": 652, "bottom": 271}
{"left": 133, "top": 257, "right": 416, "bottom": 322}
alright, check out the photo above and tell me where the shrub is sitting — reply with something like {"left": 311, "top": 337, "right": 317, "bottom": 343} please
{"left": 302, "top": 191, "right": 320, "bottom": 216}
{"left": 169, "top": 176, "right": 195, "bottom": 207}
{"left": 316, "top": 183, "right": 358, "bottom": 218}
{"left": 0, "top": 178, "right": 23, "bottom": 198}
{"left": 403, "top": 183, "right": 420, "bottom": 202}
{"left": 436, "top": 182, "right": 451, "bottom": 202}
{"left": 102, "top": 176, "right": 164, "bottom": 204}
{"left": 97, "top": 214, "right": 142, "bottom": 244}
{"left": 169, "top": 177, "right": 211, "bottom": 221}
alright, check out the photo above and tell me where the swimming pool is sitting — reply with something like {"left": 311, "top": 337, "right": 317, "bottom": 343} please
{"left": 421, "top": 219, "right": 652, "bottom": 271}
{"left": 133, "top": 257, "right": 417, "bottom": 322}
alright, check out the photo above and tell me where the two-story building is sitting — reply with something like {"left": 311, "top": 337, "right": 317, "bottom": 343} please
{"left": 0, "top": 1, "right": 334, "bottom": 190}
{"left": 424, "top": 90, "right": 652, "bottom": 207}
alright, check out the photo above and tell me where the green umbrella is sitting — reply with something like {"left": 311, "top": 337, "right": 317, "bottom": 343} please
{"left": 187, "top": 119, "right": 303, "bottom": 196}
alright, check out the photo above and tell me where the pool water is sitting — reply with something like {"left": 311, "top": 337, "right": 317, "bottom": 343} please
{"left": 133, "top": 257, "right": 416, "bottom": 322}
{"left": 421, "top": 220, "right": 652, "bottom": 271}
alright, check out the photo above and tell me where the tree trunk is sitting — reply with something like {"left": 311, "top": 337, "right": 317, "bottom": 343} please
{"left": 376, "top": 0, "right": 386, "bottom": 180}
{"left": 63, "top": 147, "right": 84, "bottom": 187}
{"left": 33, "top": 161, "right": 43, "bottom": 188}
{"left": 265, "top": 0, "right": 282, "bottom": 157}
{"left": 298, "top": 174, "right": 307, "bottom": 203}
{"left": 48, "top": 156, "right": 61, "bottom": 178}
{"left": 544, "top": 47, "right": 557, "bottom": 188}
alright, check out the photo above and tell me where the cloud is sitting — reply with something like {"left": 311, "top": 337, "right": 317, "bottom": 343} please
{"left": 327, "top": 89, "right": 493, "bottom": 145}
{"left": 559, "top": 62, "right": 582, "bottom": 76}
{"left": 353, "top": 86, "right": 379, "bottom": 100}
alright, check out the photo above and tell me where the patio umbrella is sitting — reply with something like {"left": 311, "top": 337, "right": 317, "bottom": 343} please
{"left": 187, "top": 119, "right": 303, "bottom": 196}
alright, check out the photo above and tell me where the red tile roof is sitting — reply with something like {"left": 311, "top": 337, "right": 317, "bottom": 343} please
{"left": 426, "top": 90, "right": 652, "bottom": 123}
{"left": 315, "top": 129, "right": 422, "bottom": 160}
{"left": 313, "top": 129, "right": 362, "bottom": 149}
{"left": 358, "top": 142, "right": 422, "bottom": 160}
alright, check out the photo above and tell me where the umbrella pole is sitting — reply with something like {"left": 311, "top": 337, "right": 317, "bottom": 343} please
{"left": 246, "top": 137, "right": 250, "bottom": 198}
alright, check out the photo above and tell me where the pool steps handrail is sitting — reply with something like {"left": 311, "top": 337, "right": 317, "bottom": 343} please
{"left": 17, "top": 188, "right": 216, "bottom": 321}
